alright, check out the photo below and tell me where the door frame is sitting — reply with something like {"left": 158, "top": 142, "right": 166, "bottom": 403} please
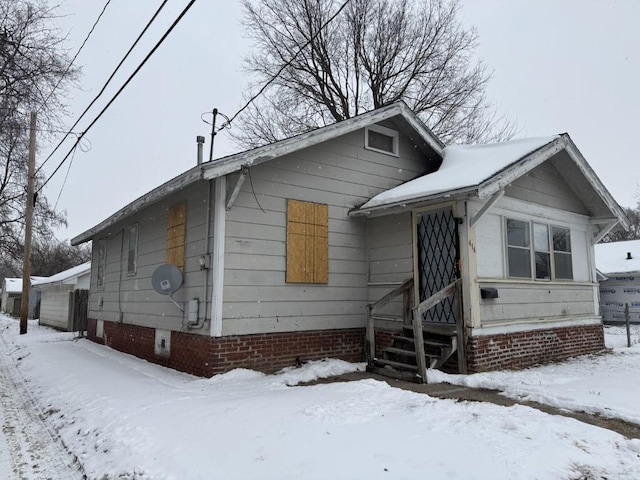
{"left": 412, "top": 201, "right": 461, "bottom": 320}
{"left": 412, "top": 201, "right": 468, "bottom": 372}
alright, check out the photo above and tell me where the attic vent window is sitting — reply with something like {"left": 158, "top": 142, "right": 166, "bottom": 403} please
{"left": 365, "top": 125, "right": 398, "bottom": 156}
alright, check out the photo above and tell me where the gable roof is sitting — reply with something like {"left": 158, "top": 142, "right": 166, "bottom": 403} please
{"left": 594, "top": 240, "right": 640, "bottom": 274}
{"left": 351, "top": 133, "right": 629, "bottom": 230}
{"left": 357, "top": 135, "right": 558, "bottom": 210}
{"left": 71, "top": 102, "right": 441, "bottom": 245}
{"left": 32, "top": 262, "right": 91, "bottom": 287}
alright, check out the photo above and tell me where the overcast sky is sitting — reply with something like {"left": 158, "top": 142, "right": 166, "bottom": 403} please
{"left": 42, "top": 0, "right": 640, "bottom": 240}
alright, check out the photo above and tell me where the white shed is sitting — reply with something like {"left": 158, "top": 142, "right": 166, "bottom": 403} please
{"left": 33, "top": 263, "right": 91, "bottom": 331}
{"left": 594, "top": 239, "right": 640, "bottom": 323}
{"left": 1, "top": 277, "right": 45, "bottom": 317}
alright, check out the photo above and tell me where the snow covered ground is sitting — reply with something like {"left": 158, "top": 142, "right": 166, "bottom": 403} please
{"left": 429, "top": 325, "right": 640, "bottom": 425}
{"left": 1, "top": 315, "right": 640, "bottom": 479}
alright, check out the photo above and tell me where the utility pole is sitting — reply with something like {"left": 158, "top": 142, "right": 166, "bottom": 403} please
{"left": 20, "top": 112, "right": 36, "bottom": 335}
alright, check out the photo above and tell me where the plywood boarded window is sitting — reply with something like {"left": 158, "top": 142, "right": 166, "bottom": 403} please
{"left": 167, "top": 203, "right": 186, "bottom": 271}
{"left": 286, "top": 199, "right": 328, "bottom": 284}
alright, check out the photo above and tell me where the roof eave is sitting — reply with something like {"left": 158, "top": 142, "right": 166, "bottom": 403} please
{"left": 72, "top": 102, "right": 442, "bottom": 244}
{"left": 202, "top": 102, "right": 443, "bottom": 182}
{"left": 561, "top": 135, "right": 630, "bottom": 230}
{"left": 349, "top": 186, "right": 478, "bottom": 217}
{"left": 477, "top": 136, "right": 566, "bottom": 199}
{"left": 71, "top": 166, "right": 203, "bottom": 245}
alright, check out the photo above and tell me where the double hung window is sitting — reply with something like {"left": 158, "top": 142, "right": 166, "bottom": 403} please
{"left": 506, "top": 218, "right": 572, "bottom": 280}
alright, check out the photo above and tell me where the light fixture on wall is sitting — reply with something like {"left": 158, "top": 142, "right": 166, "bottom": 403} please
{"left": 199, "top": 255, "right": 208, "bottom": 270}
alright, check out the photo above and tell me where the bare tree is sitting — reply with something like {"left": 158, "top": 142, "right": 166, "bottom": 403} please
{"left": 234, "top": 0, "right": 513, "bottom": 148}
{"left": 0, "top": 0, "right": 77, "bottom": 268}
{"left": 603, "top": 206, "right": 640, "bottom": 242}
{"left": 30, "top": 238, "right": 91, "bottom": 277}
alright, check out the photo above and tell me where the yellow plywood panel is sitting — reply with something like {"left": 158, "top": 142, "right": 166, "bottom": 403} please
{"left": 286, "top": 232, "right": 307, "bottom": 283}
{"left": 313, "top": 234, "right": 329, "bottom": 283}
{"left": 313, "top": 203, "right": 328, "bottom": 226}
{"left": 167, "top": 203, "right": 186, "bottom": 271}
{"left": 167, "top": 245, "right": 185, "bottom": 269}
{"left": 288, "top": 199, "right": 306, "bottom": 223}
{"left": 286, "top": 199, "right": 328, "bottom": 284}
{"left": 167, "top": 235, "right": 185, "bottom": 250}
{"left": 311, "top": 224, "right": 328, "bottom": 238}
{"left": 167, "top": 203, "right": 186, "bottom": 228}
{"left": 287, "top": 222, "right": 308, "bottom": 235}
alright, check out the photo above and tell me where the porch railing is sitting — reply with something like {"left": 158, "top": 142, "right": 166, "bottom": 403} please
{"left": 365, "top": 278, "right": 414, "bottom": 364}
{"left": 411, "top": 279, "right": 460, "bottom": 381}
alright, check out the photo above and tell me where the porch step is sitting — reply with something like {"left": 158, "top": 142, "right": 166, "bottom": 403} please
{"left": 383, "top": 346, "right": 417, "bottom": 357}
{"left": 372, "top": 358, "right": 418, "bottom": 372}
{"left": 366, "top": 364, "right": 423, "bottom": 383}
{"left": 371, "top": 314, "right": 404, "bottom": 321}
{"left": 392, "top": 335, "right": 452, "bottom": 348}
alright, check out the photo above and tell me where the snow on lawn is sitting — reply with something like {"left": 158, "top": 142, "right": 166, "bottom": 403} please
{"left": 429, "top": 326, "right": 640, "bottom": 426}
{"left": 2, "top": 316, "right": 640, "bottom": 479}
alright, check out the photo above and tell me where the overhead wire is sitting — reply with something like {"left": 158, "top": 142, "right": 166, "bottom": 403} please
{"left": 36, "top": 0, "right": 171, "bottom": 175}
{"left": 40, "top": 0, "right": 113, "bottom": 112}
{"left": 38, "top": 0, "right": 196, "bottom": 194}
{"left": 218, "top": 0, "right": 353, "bottom": 132}
{"left": 52, "top": 141, "right": 79, "bottom": 211}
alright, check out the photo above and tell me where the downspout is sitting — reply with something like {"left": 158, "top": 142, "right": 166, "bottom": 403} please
{"left": 188, "top": 178, "right": 213, "bottom": 330}
{"left": 210, "top": 175, "right": 226, "bottom": 337}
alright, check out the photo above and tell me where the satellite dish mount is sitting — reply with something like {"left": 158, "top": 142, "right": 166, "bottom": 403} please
{"left": 151, "top": 264, "right": 185, "bottom": 312}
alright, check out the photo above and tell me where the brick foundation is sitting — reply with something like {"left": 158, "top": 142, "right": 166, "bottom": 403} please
{"left": 466, "top": 323, "right": 605, "bottom": 372}
{"left": 86, "top": 319, "right": 604, "bottom": 376}
{"left": 86, "top": 318, "right": 364, "bottom": 377}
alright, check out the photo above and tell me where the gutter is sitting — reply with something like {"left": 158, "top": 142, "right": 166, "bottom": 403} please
{"left": 349, "top": 186, "right": 477, "bottom": 218}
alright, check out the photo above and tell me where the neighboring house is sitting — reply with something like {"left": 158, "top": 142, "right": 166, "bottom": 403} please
{"left": 1, "top": 277, "right": 44, "bottom": 318}
{"left": 33, "top": 263, "right": 91, "bottom": 331}
{"left": 71, "top": 102, "right": 628, "bottom": 380}
{"left": 594, "top": 239, "right": 640, "bottom": 324}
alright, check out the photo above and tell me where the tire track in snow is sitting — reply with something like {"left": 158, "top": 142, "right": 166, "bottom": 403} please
{"left": 0, "top": 331, "right": 85, "bottom": 480}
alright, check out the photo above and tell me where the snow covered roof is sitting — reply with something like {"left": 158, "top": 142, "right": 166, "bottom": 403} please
{"left": 358, "top": 135, "right": 558, "bottom": 211}
{"left": 71, "top": 101, "right": 441, "bottom": 245}
{"left": 32, "top": 262, "right": 91, "bottom": 287}
{"left": 351, "top": 134, "right": 629, "bottom": 230}
{"left": 2, "top": 277, "right": 47, "bottom": 293}
{"left": 594, "top": 240, "right": 640, "bottom": 274}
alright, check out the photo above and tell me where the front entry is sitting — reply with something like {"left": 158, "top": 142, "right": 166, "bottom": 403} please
{"left": 416, "top": 206, "right": 459, "bottom": 325}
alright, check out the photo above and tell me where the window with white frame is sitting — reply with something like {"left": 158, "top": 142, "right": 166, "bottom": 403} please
{"left": 506, "top": 218, "right": 573, "bottom": 280}
{"left": 365, "top": 124, "right": 399, "bottom": 156}
{"left": 127, "top": 224, "right": 138, "bottom": 275}
{"left": 97, "top": 238, "right": 106, "bottom": 288}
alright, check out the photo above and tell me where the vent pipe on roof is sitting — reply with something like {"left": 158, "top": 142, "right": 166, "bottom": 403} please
{"left": 196, "top": 136, "right": 205, "bottom": 165}
{"left": 627, "top": 252, "right": 632, "bottom": 260}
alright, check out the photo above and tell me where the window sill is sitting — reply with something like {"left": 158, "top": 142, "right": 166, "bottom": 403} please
{"left": 476, "top": 277, "right": 597, "bottom": 287}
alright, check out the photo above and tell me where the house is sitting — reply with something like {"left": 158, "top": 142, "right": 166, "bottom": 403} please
{"left": 594, "top": 239, "right": 640, "bottom": 324}
{"left": 33, "top": 262, "right": 91, "bottom": 331}
{"left": 71, "top": 102, "right": 628, "bottom": 380}
{"left": 1, "top": 277, "right": 44, "bottom": 318}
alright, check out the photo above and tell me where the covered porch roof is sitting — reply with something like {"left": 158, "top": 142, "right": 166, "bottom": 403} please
{"left": 350, "top": 134, "right": 629, "bottom": 233}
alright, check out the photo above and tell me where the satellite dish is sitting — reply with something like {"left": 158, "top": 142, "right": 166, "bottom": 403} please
{"left": 151, "top": 264, "right": 183, "bottom": 295}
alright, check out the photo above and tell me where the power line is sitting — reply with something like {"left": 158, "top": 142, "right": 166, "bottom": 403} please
{"left": 36, "top": 0, "right": 170, "bottom": 175}
{"left": 219, "top": 0, "right": 353, "bottom": 131}
{"left": 53, "top": 142, "right": 79, "bottom": 211}
{"left": 37, "top": 0, "right": 197, "bottom": 194}
{"left": 40, "top": 0, "right": 113, "bottom": 111}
